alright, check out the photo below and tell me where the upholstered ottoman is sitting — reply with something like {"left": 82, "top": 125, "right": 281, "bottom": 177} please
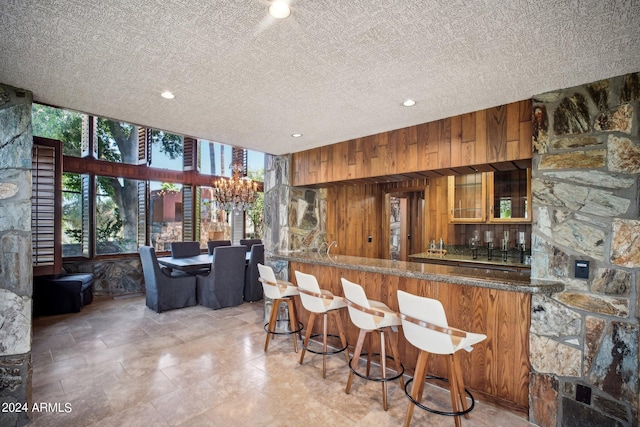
{"left": 33, "top": 273, "right": 94, "bottom": 316}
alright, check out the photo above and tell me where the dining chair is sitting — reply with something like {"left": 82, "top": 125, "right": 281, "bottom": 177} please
{"left": 207, "top": 239, "right": 231, "bottom": 255}
{"left": 239, "top": 238, "right": 262, "bottom": 252}
{"left": 196, "top": 245, "right": 247, "bottom": 309}
{"left": 244, "top": 244, "right": 264, "bottom": 302}
{"left": 139, "top": 246, "right": 197, "bottom": 313}
{"left": 170, "top": 241, "right": 201, "bottom": 258}
{"left": 397, "top": 290, "right": 487, "bottom": 427}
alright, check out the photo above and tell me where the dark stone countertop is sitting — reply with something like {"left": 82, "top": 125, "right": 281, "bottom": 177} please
{"left": 270, "top": 251, "right": 563, "bottom": 294}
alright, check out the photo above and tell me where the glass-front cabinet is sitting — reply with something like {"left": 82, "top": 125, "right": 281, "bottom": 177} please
{"left": 448, "top": 169, "right": 531, "bottom": 224}
{"left": 487, "top": 169, "right": 531, "bottom": 223}
{"left": 448, "top": 173, "right": 486, "bottom": 223}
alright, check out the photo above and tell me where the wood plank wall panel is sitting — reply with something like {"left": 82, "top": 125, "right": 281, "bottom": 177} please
{"left": 289, "top": 261, "right": 531, "bottom": 412}
{"left": 326, "top": 179, "right": 431, "bottom": 259}
{"left": 292, "top": 100, "right": 532, "bottom": 187}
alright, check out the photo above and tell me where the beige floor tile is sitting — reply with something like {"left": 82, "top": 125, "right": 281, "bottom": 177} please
{"left": 30, "top": 296, "right": 535, "bottom": 427}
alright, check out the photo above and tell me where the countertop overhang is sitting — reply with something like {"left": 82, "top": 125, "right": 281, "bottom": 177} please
{"left": 270, "top": 251, "right": 563, "bottom": 294}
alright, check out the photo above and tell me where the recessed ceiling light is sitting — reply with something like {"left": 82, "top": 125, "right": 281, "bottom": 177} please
{"left": 161, "top": 91, "right": 175, "bottom": 99}
{"left": 291, "top": 133, "right": 302, "bottom": 138}
{"left": 269, "top": 1, "right": 291, "bottom": 19}
{"left": 402, "top": 99, "right": 416, "bottom": 107}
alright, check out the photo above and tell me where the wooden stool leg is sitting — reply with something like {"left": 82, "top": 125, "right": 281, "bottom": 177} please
{"left": 289, "top": 296, "right": 302, "bottom": 340}
{"left": 334, "top": 310, "right": 350, "bottom": 364}
{"left": 453, "top": 352, "right": 471, "bottom": 419}
{"left": 264, "top": 298, "right": 280, "bottom": 352}
{"left": 366, "top": 332, "right": 374, "bottom": 377}
{"left": 287, "top": 297, "right": 298, "bottom": 353}
{"left": 322, "top": 312, "right": 328, "bottom": 378}
{"left": 388, "top": 328, "right": 405, "bottom": 389}
{"left": 300, "top": 312, "right": 316, "bottom": 365}
{"left": 447, "top": 354, "right": 462, "bottom": 427}
{"left": 346, "top": 328, "right": 367, "bottom": 394}
{"left": 404, "top": 350, "right": 429, "bottom": 427}
{"left": 380, "top": 330, "right": 388, "bottom": 411}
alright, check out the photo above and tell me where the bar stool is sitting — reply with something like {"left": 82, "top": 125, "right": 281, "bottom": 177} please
{"left": 257, "top": 264, "right": 302, "bottom": 352}
{"left": 294, "top": 270, "right": 350, "bottom": 378}
{"left": 341, "top": 278, "right": 405, "bottom": 411}
{"left": 397, "top": 290, "right": 487, "bottom": 427}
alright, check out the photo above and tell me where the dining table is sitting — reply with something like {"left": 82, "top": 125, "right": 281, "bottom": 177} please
{"left": 157, "top": 252, "right": 251, "bottom": 273}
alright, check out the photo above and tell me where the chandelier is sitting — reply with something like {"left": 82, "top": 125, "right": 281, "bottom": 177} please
{"left": 211, "top": 162, "right": 258, "bottom": 212}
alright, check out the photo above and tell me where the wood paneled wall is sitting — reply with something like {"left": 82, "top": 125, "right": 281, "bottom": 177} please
{"left": 290, "top": 261, "right": 531, "bottom": 413}
{"left": 292, "top": 100, "right": 532, "bottom": 186}
{"left": 325, "top": 179, "right": 429, "bottom": 258}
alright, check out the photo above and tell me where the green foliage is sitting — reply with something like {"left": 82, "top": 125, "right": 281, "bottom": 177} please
{"left": 32, "top": 104, "right": 82, "bottom": 156}
{"left": 160, "top": 182, "right": 180, "bottom": 192}
{"left": 246, "top": 169, "right": 265, "bottom": 238}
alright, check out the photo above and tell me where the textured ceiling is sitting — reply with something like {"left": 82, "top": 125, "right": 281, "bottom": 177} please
{"left": 1, "top": 0, "right": 639, "bottom": 155}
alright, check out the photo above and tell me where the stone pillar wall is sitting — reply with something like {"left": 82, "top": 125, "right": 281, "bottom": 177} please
{"left": 529, "top": 72, "right": 639, "bottom": 426}
{"left": 0, "top": 83, "right": 33, "bottom": 427}
{"left": 263, "top": 154, "right": 325, "bottom": 280}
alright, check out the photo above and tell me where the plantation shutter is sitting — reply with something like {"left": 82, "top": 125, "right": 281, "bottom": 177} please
{"left": 138, "top": 127, "right": 151, "bottom": 165}
{"left": 137, "top": 180, "right": 148, "bottom": 247}
{"left": 183, "top": 137, "right": 197, "bottom": 171}
{"left": 81, "top": 115, "right": 97, "bottom": 158}
{"left": 81, "top": 174, "right": 92, "bottom": 257}
{"left": 182, "top": 186, "right": 194, "bottom": 241}
{"left": 194, "top": 186, "right": 201, "bottom": 245}
{"left": 31, "top": 137, "right": 62, "bottom": 276}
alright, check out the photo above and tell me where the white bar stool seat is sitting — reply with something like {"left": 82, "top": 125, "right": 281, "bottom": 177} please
{"left": 294, "top": 271, "right": 350, "bottom": 378}
{"left": 341, "top": 277, "right": 405, "bottom": 411}
{"left": 257, "top": 263, "right": 302, "bottom": 353}
{"left": 397, "top": 290, "right": 487, "bottom": 427}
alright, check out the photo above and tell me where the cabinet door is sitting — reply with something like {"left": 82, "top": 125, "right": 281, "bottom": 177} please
{"left": 488, "top": 169, "right": 531, "bottom": 223}
{"left": 448, "top": 173, "right": 486, "bottom": 223}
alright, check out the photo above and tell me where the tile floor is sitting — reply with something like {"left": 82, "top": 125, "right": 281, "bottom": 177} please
{"left": 31, "top": 295, "right": 537, "bottom": 426}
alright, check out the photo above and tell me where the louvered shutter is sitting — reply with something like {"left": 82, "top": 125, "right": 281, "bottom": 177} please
{"left": 81, "top": 116, "right": 97, "bottom": 158}
{"left": 138, "top": 127, "right": 151, "bottom": 165}
{"left": 137, "top": 180, "right": 148, "bottom": 247}
{"left": 182, "top": 186, "right": 193, "bottom": 241}
{"left": 81, "top": 174, "right": 92, "bottom": 257}
{"left": 31, "top": 138, "right": 62, "bottom": 276}
{"left": 194, "top": 186, "right": 201, "bottom": 246}
{"left": 183, "top": 137, "right": 197, "bottom": 171}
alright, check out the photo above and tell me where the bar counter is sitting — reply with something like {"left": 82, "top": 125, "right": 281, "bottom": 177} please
{"left": 271, "top": 250, "right": 562, "bottom": 294}
{"left": 269, "top": 250, "right": 564, "bottom": 414}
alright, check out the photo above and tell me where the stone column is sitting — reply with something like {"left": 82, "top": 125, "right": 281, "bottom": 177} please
{"left": 530, "top": 72, "right": 639, "bottom": 427}
{"left": 0, "top": 83, "right": 33, "bottom": 427}
{"left": 263, "top": 153, "right": 326, "bottom": 279}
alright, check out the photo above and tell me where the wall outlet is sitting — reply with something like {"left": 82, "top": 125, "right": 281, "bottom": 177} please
{"left": 367, "top": 236, "right": 372, "bottom": 243}
{"left": 575, "top": 260, "right": 590, "bottom": 279}
{"left": 576, "top": 384, "right": 591, "bottom": 405}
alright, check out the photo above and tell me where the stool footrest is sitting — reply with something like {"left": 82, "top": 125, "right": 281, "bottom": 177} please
{"left": 349, "top": 353, "right": 404, "bottom": 383}
{"left": 264, "top": 321, "right": 304, "bottom": 335}
{"left": 404, "top": 374, "right": 475, "bottom": 417}
{"left": 303, "top": 333, "right": 348, "bottom": 356}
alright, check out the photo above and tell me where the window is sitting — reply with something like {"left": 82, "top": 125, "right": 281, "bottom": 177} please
{"left": 97, "top": 118, "right": 139, "bottom": 164}
{"left": 96, "top": 176, "right": 140, "bottom": 255}
{"left": 199, "top": 186, "right": 231, "bottom": 247}
{"left": 61, "top": 173, "right": 83, "bottom": 257}
{"left": 30, "top": 104, "right": 265, "bottom": 260}
{"left": 149, "top": 182, "right": 183, "bottom": 251}
{"left": 149, "top": 130, "right": 184, "bottom": 171}
{"left": 32, "top": 103, "right": 83, "bottom": 157}
{"left": 199, "top": 140, "right": 232, "bottom": 176}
